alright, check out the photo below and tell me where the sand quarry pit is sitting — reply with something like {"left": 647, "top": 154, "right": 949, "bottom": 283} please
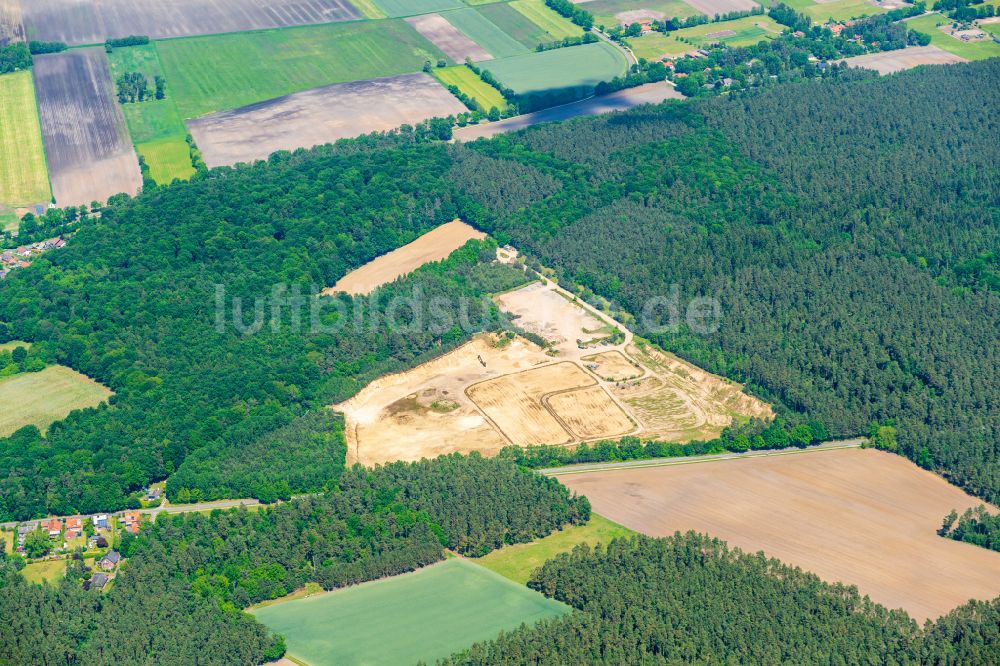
{"left": 338, "top": 276, "right": 770, "bottom": 466}
{"left": 324, "top": 220, "right": 486, "bottom": 296}
{"left": 559, "top": 447, "right": 1000, "bottom": 622}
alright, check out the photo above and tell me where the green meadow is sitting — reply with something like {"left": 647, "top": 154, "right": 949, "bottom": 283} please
{"left": 482, "top": 41, "right": 627, "bottom": 95}
{"left": 250, "top": 558, "right": 569, "bottom": 666}
{"left": 156, "top": 20, "right": 449, "bottom": 117}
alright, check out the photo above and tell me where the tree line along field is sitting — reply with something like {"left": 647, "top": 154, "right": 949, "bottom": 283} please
{"left": 250, "top": 558, "right": 570, "bottom": 666}
{"left": 434, "top": 65, "right": 508, "bottom": 110}
{"left": 0, "top": 71, "right": 50, "bottom": 207}
{"left": 105, "top": 43, "right": 194, "bottom": 184}
{"left": 482, "top": 41, "right": 628, "bottom": 97}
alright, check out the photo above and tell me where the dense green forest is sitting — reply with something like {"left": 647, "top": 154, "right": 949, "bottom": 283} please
{"left": 0, "top": 455, "right": 588, "bottom": 665}
{"left": 0, "top": 60, "right": 997, "bottom": 519}
{"left": 939, "top": 505, "right": 1000, "bottom": 552}
{"left": 442, "top": 534, "right": 1000, "bottom": 664}
{"left": 456, "top": 61, "right": 1000, "bottom": 503}
{"left": 0, "top": 142, "right": 526, "bottom": 520}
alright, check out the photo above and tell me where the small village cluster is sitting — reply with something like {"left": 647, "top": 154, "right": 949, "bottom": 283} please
{"left": 0, "top": 235, "right": 65, "bottom": 279}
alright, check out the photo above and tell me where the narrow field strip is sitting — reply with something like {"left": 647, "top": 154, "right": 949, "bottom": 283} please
{"left": 0, "top": 71, "right": 51, "bottom": 207}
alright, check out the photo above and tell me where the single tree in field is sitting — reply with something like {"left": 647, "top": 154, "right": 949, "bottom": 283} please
{"left": 23, "top": 528, "right": 52, "bottom": 558}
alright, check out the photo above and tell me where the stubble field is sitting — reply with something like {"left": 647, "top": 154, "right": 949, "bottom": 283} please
{"left": 19, "top": 0, "right": 361, "bottom": 45}
{"left": 0, "top": 71, "right": 51, "bottom": 207}
{"left": 188, "top": 73, "right": 467, "bottom": 168}
{"left": 325, "top": 219, "right": 487, "bottom": 296}
{"left": 33, "top": 48, "right": 141, "bottom": 206}
{"left": 0, "top": 365, "right": 114, "bottom": 437}
{"left": 559, "top": 447, "right": 1000, "bottom": 622}
{"left": 250, "top": 558, "right": 570, "bottom": 666}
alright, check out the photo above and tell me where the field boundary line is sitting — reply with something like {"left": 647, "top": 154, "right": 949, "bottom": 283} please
{"left": 542, "top": 441, "right": 864, "bottom": 476}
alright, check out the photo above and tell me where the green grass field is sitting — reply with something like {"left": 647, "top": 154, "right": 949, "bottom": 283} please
{"left": 906, "top": 14, "right": 1000, "bottom": 60}
{"left": 475, "top": 1, "right": 564, "bottom": 47}
{"left": 630, "top": 30, "right": 697, "bottom": 58}
{"left": 509, "top": 0, "right": 584, "bottom": 40}
{"left": 156, "top": 21, "right": 449, "bottom": 118}
{"left": 137, "top": 136, "right": 196, "bottom": 184}
{"left": 757, "top": 0, "right": 817, "bottom": 10}
{"left": 106, "top": 44, "right": 188, "bottom": 143}
{"left": 482, "top": 41, "right": 627, "bottom": 95}
{"left": 0, "top": 365, "right": 114, "bottom": 437}
{"left": 374, "top": 0, "right": 465, "bottom": 17}
{"left": 350, "top": 0, "right": 387, "bottom": 19}
{"left": 0, "top": 205, "right": 19, "bottom": 233}
{"left": 477, "top": 514, "right": 635, "bottom": 584}
{"left": 803, "top": 0, "right": 887, "bottom": 24}
{"left": 679, "top": 15, "right": 784, "bottom": 47}
{"left": 0, "top": 71, "right": 51, "bottom": 208}
{"left": 250, "top": 558, "right": 570, "bottom": 666}
{"left": 445, "top": 7, "right": 529, "bottom": 57}
{"left": 433, "top": 65, "right": 508, "bottom": 109}
{"left": 21, "top": 559, "right": 66, "bottom": 585}
{"left": 584, "top": 0, "right": 699, "bottom": 29}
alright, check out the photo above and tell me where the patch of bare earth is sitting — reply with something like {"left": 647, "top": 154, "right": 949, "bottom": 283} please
{"left": 189, "top": 73, "right": 467, "bottom": 168}
{"left": 559, "top": 447, "right": 1000, "bottom": 622}
{"left": 839, "top": 45, "right": 967, "bottom": 74}
{"left": 680, "top": 0, "right": 760, "bottom": 16}
{"left": 33, "top": 48, "right": 141, "bottom": 206}
{"left": 323, "top": 220, "right": 486, "bottom": 297}
{"left": 405, "top": 13, "right": 493, "bottom": 61}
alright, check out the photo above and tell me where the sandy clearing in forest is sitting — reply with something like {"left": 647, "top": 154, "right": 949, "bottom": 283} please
{"left": 560, "top": 447, "right": 1000, "bottom": 622}
{"left": 467, "top": 362, "right": 599, "bottom": 445}
{"left": 495, "top": 282, "right": 612, "bottom": 356}
{"left": 546, "top": 385, "right": 635, "bottom": 440}
{"left": 337, "top": 334, "right": 552, "bottom": 465}
{"left": 324, "top": 220, "right": 487, "bottom": 296}
{"left": 838, "top": 45, "right": 967, "bottom": 74}
{"left": 405, "top": 13, "right": 493, "bottom": 62}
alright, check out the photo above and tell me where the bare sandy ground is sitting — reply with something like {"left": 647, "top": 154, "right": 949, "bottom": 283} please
{"left": 560, "top": 447, "right": 1000, "bottom": 622}
{"left": 453, "top": 82, "right": 684, "bottom": 141}
{"left": 496, "top": 282, "right": 611, "bottom": 356}
{"left": 336, "top": 334, "right": 552, "bottom": 465}
{"left": 189, "top": 73, "right": 468, "bottom": 168}
{"left": 324, "top": 220, "right": 486, "bottom": 296}
{"left": 337, "top": 274, "right": 770, "bottom": 465}
{"left": 839, "top": 45, "right": 967, "bottom": 74}
{"left": 681, "top": 0, "right": 760, "bottom": 15}
{"left": 20, "top": 0, "right": 359, "bottom": 45}
{"left": 33, "top": 48, "right": 141, "bottom": 206}
{"left": 406, "top": 13, "right": 493, "bottom": 62}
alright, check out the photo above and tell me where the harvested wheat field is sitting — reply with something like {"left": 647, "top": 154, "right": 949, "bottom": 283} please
{"left": 559, "top": 447, "right": 1000, "bottom": 622}
{"left": 325, "top": 220, "right": 486, "bottom": 296}
{"left": 337, "top": 334, "right": 552, "bottom": 465}
{"left": 839, "top": 45, "right": 966, "bottom": 74}
{"left": 467, "top": 362, "right": 596, "bottom": 446}
{"left": 546, "top": 385, "right": 634, "bottom": 440}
